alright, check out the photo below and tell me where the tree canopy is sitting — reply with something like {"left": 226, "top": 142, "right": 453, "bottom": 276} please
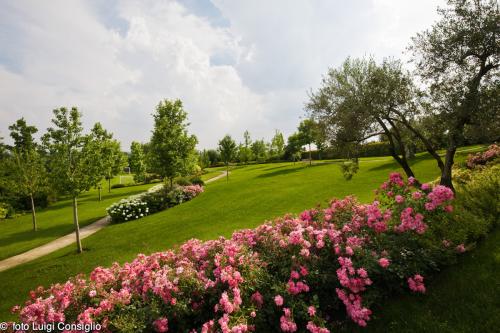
{"left": 149, "top": 99, "right": 198, "bottom": 186}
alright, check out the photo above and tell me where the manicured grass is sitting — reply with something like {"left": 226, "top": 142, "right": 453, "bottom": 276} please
{"left": 200, "top": 168, "right": 225, "bottom": 181}
{"left": 0, "top": 146, "right": 487, "bottom": 321}
{"left": 0, "top": 176, "right": 155, "bottom": 260}
{"left": 361, "top": 226, "right": 500, "bottom": 333}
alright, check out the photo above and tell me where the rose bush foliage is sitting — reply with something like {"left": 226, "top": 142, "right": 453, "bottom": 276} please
{"left": 11, "top": 173, "right": 473, "bottom": 332}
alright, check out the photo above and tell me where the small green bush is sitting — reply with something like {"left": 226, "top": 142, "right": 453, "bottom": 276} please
{"left": 175, "top": 177, "right": 192, "bottom": 186}
{"left": 452, "top": 164, "right": 500, "bottom": 242}
{"left": 189, "top": 176, "right": 205, "bottom": 186}
{"left": 0, "top": 205, "right": 8, "bottom": 219}
{"left": 340, "top": 160, "right": 359, "bottom": 180}
{"left": 111, "top": 183, "right": 127, "bottom": 189}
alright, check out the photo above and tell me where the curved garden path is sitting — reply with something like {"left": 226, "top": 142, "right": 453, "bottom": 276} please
{"left": 0, "top": 171, "right": 227, "bottom": 272}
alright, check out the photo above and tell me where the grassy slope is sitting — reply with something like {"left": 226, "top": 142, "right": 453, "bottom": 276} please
{"left": 0, "top": 146, "right": 488, "bottom": 322}
{"left": 363, "top": 227, "right": 500, "bottom": 333}
{"left": 0, "top": 154, "right": 441, "bottom": 319}
{"left": 0, "top": 176, "right": 154, "bottom": 260}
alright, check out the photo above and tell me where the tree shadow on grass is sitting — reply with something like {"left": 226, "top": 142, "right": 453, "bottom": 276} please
{"left": 0, "top": 217, "right": 100, "bottom": 251}
{"left": 256, "top": 167, "right": 303, "bottom": 179}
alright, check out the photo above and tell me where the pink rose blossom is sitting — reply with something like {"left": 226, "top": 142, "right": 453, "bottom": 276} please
{"left": 378, "top": 258, "right": 390, "bottom": 268}
{"left": 153, "top": 317, "right": 169, "bottom": 332}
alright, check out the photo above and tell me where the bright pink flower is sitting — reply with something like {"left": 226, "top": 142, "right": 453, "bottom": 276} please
{"left": 250, "top": 291, "right": 263, "bottom": 307}
{"left": 308, "top": 306, "right": 316, "bottom": 317}
{"left": 395, "top": 195, "right": 405, "bottom": 204}
{"left": 274, "top": 295, "right": 284, "bottom": 307}
{"left": 412, "top": 191, "right": 423, "bottom": 200}
{"left": 407, "top": 274, "right": 426, "bottom": 293}
{"left": 153, "top": 317, "right": 169, "bottom": 332}
{"left": 378, "top": 258, "right": 390, "bottom": 268}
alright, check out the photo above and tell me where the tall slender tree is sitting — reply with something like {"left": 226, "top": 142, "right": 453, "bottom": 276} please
{"left": 91, "top": 123, "right": 127, "bottom": 193}
{"left": 239, "top": 130, "right": 254, "bottom": 164}
{"left": 297, "top": 120, "right": 315, "bottom": 166}
{"left": 43, "top": 107, "right": 104, "bottom": 253}
{"left": 129, "top": 141, "right": 147, "bottom": 183}
{"left": 270, "top": 130, "right": 285, "bottom": 160}
{"left": 6, "top": 118, "right": 47, "bottom": 231}
{"left": 218, "top": 135, "right": 237, "bottom": 181}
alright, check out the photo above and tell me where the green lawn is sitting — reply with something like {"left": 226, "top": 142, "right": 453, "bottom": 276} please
{"left": 200, "top": 168, "right": 225, "bottom": 181}
{"left": 0, "top": 176, "right": 155, "bottom": 260}
{"left": 0, "top": 146, "right": 490, "bottom": 323}
{"left": 360, "top": 226, "right": 500, "bottom": 333}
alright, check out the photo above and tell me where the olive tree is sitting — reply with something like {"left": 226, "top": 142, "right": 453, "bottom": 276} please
{"left": 409, "top": 0, "right": 499, "bottom": 189}
{"left": 307, "top": 57, "right": 440, "bottom": 181}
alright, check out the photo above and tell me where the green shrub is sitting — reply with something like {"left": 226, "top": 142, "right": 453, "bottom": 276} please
{"left": 111, "top": 183, "right": 127, "bottom": 189}
{"left": 175, "top": 177, "right": 192, "bottom": 186}
{"left": 0, "top": 204, "right": 8, "bottom": 219}
{"left": 189, "top": 176, "right": 205, "bottom": 186}
{"left": 340, "top": 160, "right": 359, "bottom": 180}
{"left": 452, "top": 164, "right": 500, "bottom": 242}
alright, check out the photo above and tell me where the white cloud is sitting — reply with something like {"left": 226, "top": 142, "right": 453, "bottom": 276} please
{"left": 0, "top": 0, "right": 444, "bottom": 149}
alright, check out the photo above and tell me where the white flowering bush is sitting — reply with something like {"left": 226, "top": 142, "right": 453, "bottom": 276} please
{"left": 107, "top": 198, "right": 150, "bottom": 223}
{"left": 107, "top": 184, "right": 204, "bottom": 223}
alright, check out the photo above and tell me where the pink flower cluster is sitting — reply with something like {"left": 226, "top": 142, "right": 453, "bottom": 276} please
{"left": 466, "top": 144, "right": 500, "bottom": 169}
{"left": 182, "top": 184, "right": 204, "bottom": 199}
{"left": 407, "top": 274, "right": 426, "bottom": 293}
{"left": 13, "top": 173, "right": 457, "bottom": 332}
{"left": 424, "top": 185, "right": 454, "bottom": 211}
{"left": 396, "top": 207, "right": 427, "bottom": 234}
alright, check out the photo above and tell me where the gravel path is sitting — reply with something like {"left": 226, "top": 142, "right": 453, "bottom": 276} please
{"left": 0, "top": 171, "right": 227, "bottom": 272}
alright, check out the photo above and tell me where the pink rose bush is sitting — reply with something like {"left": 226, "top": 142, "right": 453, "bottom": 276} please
{"left": 13, "top": 173, "right": 465, "bottom": 332}
{"left": 107, "top": 184, "right": 204, "bottom": 223}
{"left": 466, "top": 144, "right": 500, "bottom": 169}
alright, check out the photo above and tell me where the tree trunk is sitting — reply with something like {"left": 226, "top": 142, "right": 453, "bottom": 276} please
{"left": 226, "top": 164, "right": 229, "bottom": 181}
{"left": 308, "top": 144, "right": 312, "bottom": 166}
{"left": 440, "top": 148, "right": 455, "bottom": 191}
{"left": 391, "top": 108, "right": 445, "bottom": 173}
{"left": 72, "top": 196, "right": 83, "bottom": 253}
{"left": 98, "top": 186, "right": 102, "bottom": 201}
{"left": 108, "top": 178, "right": 111, "bottom": 193}
{"left": 30, "top": 193, "right": 37, "bottom": 231}
{"left": 377, "top": 118, "right": 416, "bottom": 179}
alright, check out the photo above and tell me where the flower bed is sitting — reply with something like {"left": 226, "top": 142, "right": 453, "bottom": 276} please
{"left": 466, "top": 144, "right": 499, "bottom": 169}
{"left": 12, "top": 173, "right": 480, "bottom": 332}
{"left": 107, "top": 184, "right": 204, "bottom": 223}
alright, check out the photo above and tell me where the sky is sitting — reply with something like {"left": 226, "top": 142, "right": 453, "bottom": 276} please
{"left": 0, "top": 0, "right": 445, "bottom": 150}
